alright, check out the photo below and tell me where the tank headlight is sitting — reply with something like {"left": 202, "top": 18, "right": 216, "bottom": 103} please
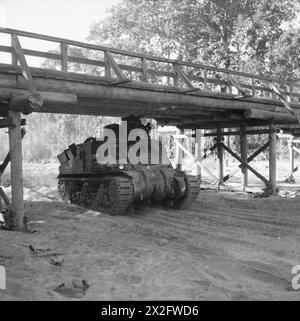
{"left": 119, "top": 164, "right": 125, "bottom": 170}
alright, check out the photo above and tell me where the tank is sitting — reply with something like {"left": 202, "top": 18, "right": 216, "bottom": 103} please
{"left": 57, "top": 116, "right": 200, "bottom": 215}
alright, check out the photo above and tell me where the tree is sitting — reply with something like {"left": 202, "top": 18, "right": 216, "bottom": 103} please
{"left": 88, "top": 0, "right": 298, "bottom": 72}
{"left": 268, "top": 28, "right": 300, "bottom": 79}
{"left": 22, "top": 0, "right": 300, "bottom": 163}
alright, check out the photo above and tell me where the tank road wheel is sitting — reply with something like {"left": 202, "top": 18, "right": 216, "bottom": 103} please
{"left": 58, "top": 179, "right": 70, "bottom": 202}
{"left": 173, "top": 175, "right": 200, "bottom": 209}
{"left": 94, "top": 177, "right": 133, "bottom": 216}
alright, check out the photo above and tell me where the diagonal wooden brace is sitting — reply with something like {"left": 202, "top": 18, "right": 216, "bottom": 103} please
{"left": 173, "top": 63, "right": 195, "bottom": 90}
{"left": 221, "top": 143, "right": 269, "bottom": 186}
{"left": 0, "top": 127, "right": 26, "bottom": 176}
{"left": 174, "top": 139, "right": 220, "bottom": 183}
{"left": 293, "top": 146, "right": 300, "bottom": 155}
{"left": 11, "top": 34, "right": 37, "bottom": 92}
{"left": 268, "top": 82, "right": 297, "bottom": 120}
{"left": 105, "top": 51, "right": 128, "bottom": 81}
{"left": 0, "top": 186, "right": 10, "bottom": 207}
{"left": 228, "top": 74, "right": 250, "bottom": 98}
{"left": 201, "top": 143, "right": 218, "bottom": 161}
{"left": 11, "top": 34, "right": 44, "bottom": 112}
{"left": 223, "top": 141, "right": 270, "bottom": 182}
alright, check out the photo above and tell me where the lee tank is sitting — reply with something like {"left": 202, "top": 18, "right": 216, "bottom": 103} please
{"left": 57, "top": 117, "right": 200, "bottom": 215}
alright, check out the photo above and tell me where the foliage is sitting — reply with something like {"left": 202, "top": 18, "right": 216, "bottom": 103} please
{"left": 88, "top": 0, "right": 299, "bottom": 71}
{"left": 12, "top": 0, "right": 300, "bottom": 162}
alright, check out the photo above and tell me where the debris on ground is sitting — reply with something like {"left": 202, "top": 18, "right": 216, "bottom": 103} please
{"left": 29, "top": 245, "right": 64, "bottom": 258}
{"left": 54, "top": 279, "right": 90, "bottom": 298}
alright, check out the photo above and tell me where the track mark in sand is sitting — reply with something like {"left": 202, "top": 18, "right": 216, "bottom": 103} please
{"left": 114, "top": 273, "right": 142, "bottom": 285}
{"left": 239, "top": 260, "right": 292, "bottom": 291}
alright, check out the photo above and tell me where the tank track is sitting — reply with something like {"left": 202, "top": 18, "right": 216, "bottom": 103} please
{"left": 172, "top": 175, "right": 200, "bottom": 209}
{"left": 58, "top": 176, "right": 133, "bottom": 216}
{"left": 58, "top": 174, "right": 200, "bottom": 214}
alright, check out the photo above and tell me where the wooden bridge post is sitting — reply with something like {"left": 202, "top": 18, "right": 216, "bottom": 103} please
{"left": 0, "top": 176, "right": 2, "bottom": 211}
{"left": 289, "top": 138, "right": 295, "bottom": 180}
{"left": 8, "top": 110, "right": 25, "bottom": 230}
{"left": 11, "top": 35, "right": 18, "bottom": 66}
{"left": 216, "top": 128, "right": 224, "bottom": 186}
{"left": 240, "top": 126, "right": 248, "bottom": 191}
{"left": 176, "top": 130, "right": 184, "bottom": 171}
{"left": 269, "top": 125, "right": 277, "bottom": 195}
{"left": 195, "top": 129, "right": 203, "bottom": 181}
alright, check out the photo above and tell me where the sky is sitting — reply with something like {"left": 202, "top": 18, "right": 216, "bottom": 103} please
{"left": 0, "top": 0, "right": 121, "bottom": 64}
{"left": 0, "top": 0, "right": 121, "bottom": 40}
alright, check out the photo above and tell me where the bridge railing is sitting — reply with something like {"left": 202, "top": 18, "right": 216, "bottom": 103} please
{"left": 0, "top": 28, "right": 300, "bottom": 103}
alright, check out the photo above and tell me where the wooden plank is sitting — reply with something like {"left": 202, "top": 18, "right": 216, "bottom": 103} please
{"left": 293, "top": 145, "right": 300, "bottom": 155}
{"left": 141, "top": 57, "right": 148, "bottom": 82}
{"left": 195, "top": 129, "right": 204, "bottom": 179}
{"left": 204, "top": 129, "right": 275, "bottom": 137}
{"left": 8, "top": 110, "right": 24, "bottom": 230}
{"left": 251, "top": 78, "right": 255, "bottom": 96}
{"left": 0, "top": 177, "right": 2, "bottom": 211}
{"left": 289, "top": 139, "right": 295, "bottom": 177}
{"left": 0, "top": 128, "right": 26, "bottom": 176}
{"left": 1, "top": 64, "right": 300, "bottom": 111}
{"left": 175, "top": 139, "right": 219, "bottom": 182}
{"left": 221, "top": 143, "right": 269, "bottom": 185}
{"left": 0, "top": 118, "right": 11, "bottom": 128}
{"left": 9, "top": 93, "right": 43, "bottom": 114}
{"left": 1, "top": 28, "right": 299, "bottom": 87}
{"left": 105, "top": 51, "right": 126, "bottom": 80}
{"left": 61, "top": 43, "right": 68, "bottom": 72}
{"left": 11, "top": 36, "right": 18, "bottom": 67}
{"left": 0, "top": 88, "right": 77, "bottom": 104}
{"left": 0, "top": 187, "right": 10, "bottom": 206}
{"left": 244, "top": 109, "right": 298, "bottom": 122}
{"left": 8, "top": 91, "right": 77, "bottom": 112}
{"left": 228, "top": 74, "right": 249, "bottom": 97}
{"left": 201, "top": 143, "right": 218, "bottom": 161}
{"left": 240, "top": 126, "right": 248, "bottom": 190}
{"left": 190, "top": 120, "right": 273, "bottom": 129}
{"left": 223, "top": 141, "right": 269, "bottom": 183}
{"left": 173, "top": 63, "right": 194, "bottom": 89}
{"left": 268, "top": 82, "right": 296, "bottom": 117}
{"left": 1, "top": 68, "right": 300, "bottom": 121}
{"left": 269, "top": 125, "right": 277, "bottom": 194}
{"left": 217, "top": 129, "right": 224, "bottom": 185}
{"left": 0, "top": 118, "right": 26, "bottom": 129}
{"left": 0, "top": 45, "right": 62, "bottom": 61}
{"left": 175, "top": 130, "right": 183, "bottom": 171}
{"left": 11, "top": 34, "right": 37, "bottom": 92}
{"left": 104, "top": 52, "right": 111, "bottom": 78}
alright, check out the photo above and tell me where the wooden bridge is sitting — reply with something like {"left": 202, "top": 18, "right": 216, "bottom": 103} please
{"left": 0, "top": 28, "right": 300, "bottom": 230}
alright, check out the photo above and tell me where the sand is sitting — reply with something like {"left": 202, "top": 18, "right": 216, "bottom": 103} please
{"left": 0, "top": 161, "right": 299, "bottom": 300}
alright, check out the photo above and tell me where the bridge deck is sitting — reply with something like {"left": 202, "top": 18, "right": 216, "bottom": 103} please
{"left": 0, "top": 28, "right": 300, "bottom": 129}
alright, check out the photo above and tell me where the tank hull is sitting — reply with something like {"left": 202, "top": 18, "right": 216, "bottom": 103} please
{"left": 58, "top": 165, "right": 199, "bottom": 215}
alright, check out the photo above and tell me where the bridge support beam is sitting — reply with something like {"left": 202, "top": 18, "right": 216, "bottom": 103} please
{"left": 216, "top": 128, "right": 224, "bottom": 186}
{"left": 8, "top": 110, "right": 25, "bottom": 230}
{"left": 289, "top": 138, "right": 296, "bottom": 181}
{"left": 269, "top": 125, "right": 277, "bottom": 195}
{"left": 195, "top": 129, "right": 203, "bottom": 181}
{"left": 176, "top": 129, "right": 184, "bottom": 171}
{"left": 240, "top": 127, "right": 248, "bottom": 191}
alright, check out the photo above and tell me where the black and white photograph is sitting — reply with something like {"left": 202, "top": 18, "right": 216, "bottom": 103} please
{"left": 0, "top": 0, "right": 300, "bottom": 305}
